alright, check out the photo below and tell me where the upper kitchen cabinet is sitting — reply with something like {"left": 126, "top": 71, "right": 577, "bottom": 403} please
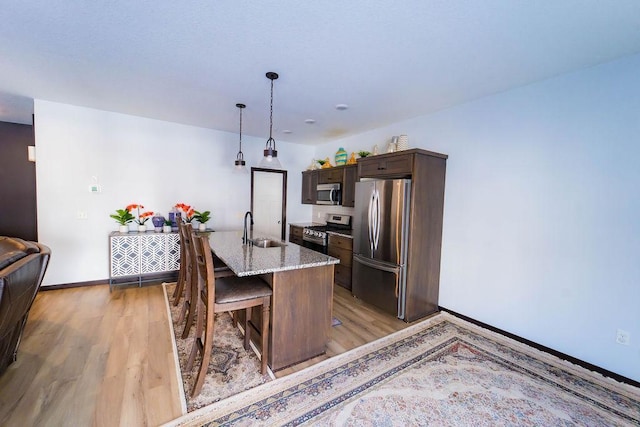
{"left": 301, "top": 170, "right": 318, "bottom": 204}
{"left": 342, "top": 165, "right": 357, "bottom": 207}
{"left": 301, "top": 164, "right": 357, "bottom": 207}
{"left": 317, "top": 167, "right": 343, "bottom": 184}
{"left": 357, "top": 148, "right": 446, "bottom": 179}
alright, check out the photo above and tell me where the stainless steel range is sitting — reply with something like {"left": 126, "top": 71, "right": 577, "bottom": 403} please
{"left": 302, "top": 214, "right": 351, "bottom": 254}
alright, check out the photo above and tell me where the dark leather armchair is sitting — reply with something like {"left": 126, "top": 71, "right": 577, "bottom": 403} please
{"left": 0, "top": 236, "right": 51, "bottom": 376}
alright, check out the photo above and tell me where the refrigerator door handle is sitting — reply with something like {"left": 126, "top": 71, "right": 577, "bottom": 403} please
{"left": 373, "top": 188, "right": 380, "bottom": 251}
{"left": 367, "top": 190, "right": 375, "bottom": 255}
{"left": 353, "top": 254, "right": 400, "bottom": 274}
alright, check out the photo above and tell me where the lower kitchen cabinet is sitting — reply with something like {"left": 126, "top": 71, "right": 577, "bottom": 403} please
{"left": 233, "top": 265, "right": 334, "bottom": 371}
{"left": 289, "top": 224, "right": 304, "bottom": 245}
{"left": 328, "top": 233, "right": 353, "bottom": 290}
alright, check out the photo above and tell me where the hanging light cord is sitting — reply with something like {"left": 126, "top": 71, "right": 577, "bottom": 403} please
{"left": 235, "top": 103, "right": 246, "bottom": 166}
{"left": 267, "top": 77, "right": 274, "bottom": 148}
{"left": 238, "top": 104, "right": 244, "bottom": 160}
{"left": 266, "top": 72, "right": 278, "bottom": 150}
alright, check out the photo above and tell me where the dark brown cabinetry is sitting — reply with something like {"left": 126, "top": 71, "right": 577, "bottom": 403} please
{"left": 301, "top": 164, "right": 357, "bottom": 207}
{"left": 356, "top": 148, "right": 448, "bottom": 322}
{"left": 289, "top": 224, "right": 304, "bottom": 245}
{"left": 301, "top": 170, "right": 318, "bottom": 204}
{"left": 328, "top": 233, "right": 353, "bottom": 290}
{"left": 358, "top": 152, "right": 414, "bottom": 178}
{"left": 234, "top": 265, "right": 334, "bottom": 371}
{"left": 342, "top": 165, "right": 357, "bottom": 207}
{"left": 317, "top": 167, "right": 343, "bottom": 184}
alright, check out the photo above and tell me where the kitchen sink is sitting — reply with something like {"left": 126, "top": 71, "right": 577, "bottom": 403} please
{"left": 251, "top": 238, "right": 287, "bottom": 248}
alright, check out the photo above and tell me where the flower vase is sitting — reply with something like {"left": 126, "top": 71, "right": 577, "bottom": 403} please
{"left": 163, "top": 225, "right": 172, "bottom": 233}
{"left": 199, "top": 223, "right": 207, "bottom": 231}
{"left": 118, "top": 225, "right": 129, "bottom": 233}
{"left": 138, "top": 225, "right": 147, "bottom": 233}
{"left": 335, "top": 147, "right": 347, "bottom": 165}
{"left": 151, "top": 215, "right": 165, "bottom": 232}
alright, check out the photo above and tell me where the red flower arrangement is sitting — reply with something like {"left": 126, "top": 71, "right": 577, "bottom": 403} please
{"left": 127, "top": 204, "right": 154, "bottom": 225}
{"left": 175, "top": 203, "right": 195, "bottom": 223}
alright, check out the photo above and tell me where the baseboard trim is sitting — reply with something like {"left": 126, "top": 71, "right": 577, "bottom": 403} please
{"left": 40, "top": 272, "right": 178, "bottom": 291}
{"left": 439, "top": 306, "right": 640, "bottom": 389}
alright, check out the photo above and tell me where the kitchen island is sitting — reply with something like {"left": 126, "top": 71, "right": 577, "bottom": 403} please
{"left": 208, "top": 230, "right": 339, "bottom": 371}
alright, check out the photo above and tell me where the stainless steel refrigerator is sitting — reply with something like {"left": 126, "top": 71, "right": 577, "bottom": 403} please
{"left": 352, "top": 178, "right": 411, "bottom": 319}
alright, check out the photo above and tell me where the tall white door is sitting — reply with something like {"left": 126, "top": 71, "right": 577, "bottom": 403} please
{"left": 252, "top": 170, "right": 284, "bottom": 238}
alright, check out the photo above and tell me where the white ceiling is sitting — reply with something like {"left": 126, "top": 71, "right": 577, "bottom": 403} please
{"left": 2, "top": 1, "right": 640, "bottom": 145}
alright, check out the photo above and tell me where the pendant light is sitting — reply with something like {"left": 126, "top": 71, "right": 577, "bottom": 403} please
{"left": 259, "top": 71, "right": 283, "bottom": 169}
{"left": 234, "top": 103, "right": 248, "bottom": 174}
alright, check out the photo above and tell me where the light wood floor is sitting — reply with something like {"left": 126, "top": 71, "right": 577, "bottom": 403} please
{"left": 0, "top": 282, "right": 411, "bottom": 426}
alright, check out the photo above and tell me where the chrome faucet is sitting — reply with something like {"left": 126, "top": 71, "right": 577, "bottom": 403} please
{"left": 242, "top": 211, "right": 254, "bottom": 245}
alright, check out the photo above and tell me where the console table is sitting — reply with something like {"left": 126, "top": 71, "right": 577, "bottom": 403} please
{"left": 108, "top": 231, "right": 180, "bottom": 291}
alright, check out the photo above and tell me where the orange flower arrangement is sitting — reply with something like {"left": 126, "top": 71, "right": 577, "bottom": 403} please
{"left": 175, "top": 203, "right": 195, "bottom": 223}
{"left": 127, "top": 203, "right": 154, "bottom": 225}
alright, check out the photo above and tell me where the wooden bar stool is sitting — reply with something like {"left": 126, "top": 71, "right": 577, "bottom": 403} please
{"left": 177, "top": 221, "right": 200, "bottom": 336}
{"left": 172, "top": 220, "right": 188, "bottom": 306}
{"left": 187, "top": 235, "right": 272, "bottom": 398}
{"left": 179, "top": 223, "right": 235, "bottom": 338}
{"left": 173, "top": 218, "right": 235, "bottom": 339}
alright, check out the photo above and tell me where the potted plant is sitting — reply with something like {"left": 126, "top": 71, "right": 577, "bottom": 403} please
{"left": 110, "top": 207, "right": 135, "bottom": 233}
{"left": 128, "top": 204, "right": 154, "bottom": 232}
{"left": 194, "top": 210, "right": 211, "bottom": 231}
{"left": 175, "top": 203, "right": 195, "bottom": 225}
{"left": 163, "top": 219, "right": 173, "bottom": 233}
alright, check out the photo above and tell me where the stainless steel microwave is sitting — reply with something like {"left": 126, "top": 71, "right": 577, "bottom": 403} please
{"left": 317, "top": 183, "right": 342, "bottom": 205}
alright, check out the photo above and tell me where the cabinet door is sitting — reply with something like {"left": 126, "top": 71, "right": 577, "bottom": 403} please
{"left": 328, "top": 234, "right": 353, "bottom": 290}
{"left": 342, "top": 165, "right": 357, "bottom": 207}
{"left": 301, "top": 171, "right": 317, "bottom": 204}
{"left": 110, "top": 235, "right": 140, "bottom": 277}
{"left": 140, "top": 234, "right": 167, "bottom": 273}
{"left": 317, "top": 167, "right": 343, "bottom": 184}
{"left": 165, "top": 233, "right": 180, "bottom": 271}
{"left": 289, "top": 224, "right": 304, "bottom": 245}
{"left": 358, "top": 152, "right": 413, "bottom": 178}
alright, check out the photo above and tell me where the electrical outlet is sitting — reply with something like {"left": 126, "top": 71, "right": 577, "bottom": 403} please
{"left": 616, "top": 329, "right": 630, "bottom": 345}
{"left": 77, "top": 211, "right": 88, "bottom": 220}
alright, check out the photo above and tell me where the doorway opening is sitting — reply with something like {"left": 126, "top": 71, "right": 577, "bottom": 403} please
{"left": 250, "top": 167, "right": 287, "bottom": 240}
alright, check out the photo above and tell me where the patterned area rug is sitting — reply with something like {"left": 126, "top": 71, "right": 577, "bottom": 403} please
{"left": 163, "top": 283, "right": 272, "bottom": 412}
{"left": 164, "top": 311, "right": 640, "bottom": 426}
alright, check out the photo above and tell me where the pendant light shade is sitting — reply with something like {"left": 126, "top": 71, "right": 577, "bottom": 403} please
{"left": 234, "top": 103, "right": 248, "bottom": 174}
{"left": 259, "top": 71, "right": 283, "bottom": 169}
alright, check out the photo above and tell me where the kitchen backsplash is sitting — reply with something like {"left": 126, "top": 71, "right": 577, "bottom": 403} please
{"left": 312, "top": 205, "right": 355, "bottom": 224}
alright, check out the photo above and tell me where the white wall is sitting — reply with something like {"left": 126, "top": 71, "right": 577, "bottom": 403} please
{"left": 34, "top": 100, "right": 313, "bottom": 286}
{"left": 315, "top": 54, "right": 640, "bottom": 382}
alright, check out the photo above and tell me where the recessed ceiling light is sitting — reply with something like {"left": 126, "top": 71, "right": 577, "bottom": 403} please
{"left": 304, "top": 119, "right": 316, "bottom": 124}
{"left": 282, "top": 129, "right": 292, "bottom": 134}
{"left": 335, "top": 104, "right": 349, "bottom": 111}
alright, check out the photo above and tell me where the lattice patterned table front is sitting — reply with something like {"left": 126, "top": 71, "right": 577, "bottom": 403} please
{"left": 109, "top": 231, "right": 180, "bottom": 290}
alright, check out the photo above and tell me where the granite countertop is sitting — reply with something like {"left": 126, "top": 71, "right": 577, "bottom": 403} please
{"left": 288, "top": 222, "right": 324, "bottom": 228}
{"left": 327, "top": 230, "right": 353, "bottom": 239}
{"left": 208, "top": 230, "right": 339, "bottom": 277}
